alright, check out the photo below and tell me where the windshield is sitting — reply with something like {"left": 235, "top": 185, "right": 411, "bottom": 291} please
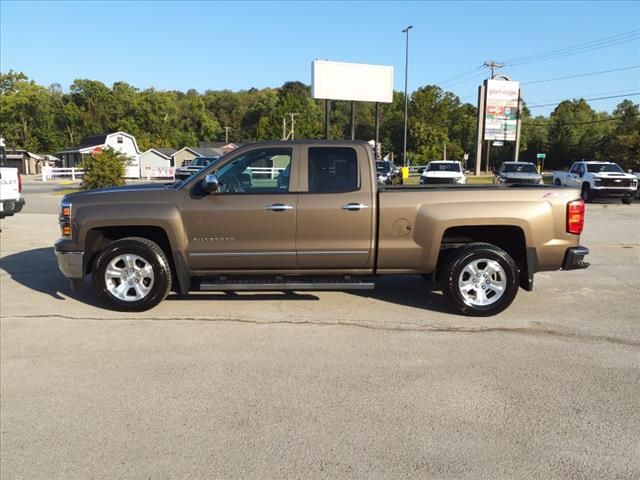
{"left": 376, "top": 161, "right": 391, "bottom": 173}
{"left": 502, "top": 163, "right": 538, "bottom": 174}
{"left": 426, "top": 162, "right": 460, "bottom": 172}
{"left": 586, "top": 163, "right": 623, "bottom": 173}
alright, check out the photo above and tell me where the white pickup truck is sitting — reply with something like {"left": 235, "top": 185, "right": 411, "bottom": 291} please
{"left": 0, "top": 139, "right": 25, "bottom": 218}
{"left": 420, "top": 161, "right": 466, "bottom": 185}
{"left": 553, "top": 161, "right": 637, "bottom": 204}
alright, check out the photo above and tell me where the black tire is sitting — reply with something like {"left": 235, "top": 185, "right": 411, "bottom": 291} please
{"left": 441, "top": 243, "right": 519, "bottom": 317}
{"left": 622, "top": 197, "right": 633, "bottom": 205}
{"left": 581, "top": 185, "right": 593, "bottom": 203}
{"left": 92, "top": 237, "right": 172, "bottom": 312}
{"left": 554, "top": 179, "right": 562, "bottom": 186}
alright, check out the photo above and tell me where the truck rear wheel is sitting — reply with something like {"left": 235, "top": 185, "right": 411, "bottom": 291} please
{"left": 441, "top": 243, "right": 519, "bottom": 317}
{"left": 92, "top": 237, "right": 172, "bottom": 312}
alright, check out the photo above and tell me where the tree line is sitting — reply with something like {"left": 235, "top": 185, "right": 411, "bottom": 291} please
{"left": 1, "top": 70, "right": 638, "bottom": 170}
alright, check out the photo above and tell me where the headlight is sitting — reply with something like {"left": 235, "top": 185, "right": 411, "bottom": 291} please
{"left": 498, "top": 176, "right": 506, "bottom": 183}
{"left": 455, "top": 177, "right": 464, "bottom": 184}
{"left": 594, "top": 178, "right": 602, "bottom": 185}
{"left": 59, "top": 201, "right": 72, "bottom": 238}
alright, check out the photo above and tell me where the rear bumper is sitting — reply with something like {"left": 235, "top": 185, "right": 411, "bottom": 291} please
{"left": 55, "top": 249, "right": 84, "bottom": 279}
{"left": 0, "top": 198, "right": 25, "bottom": 216}
{"left": 562, "top": 246, "right": 590, "bottom": 270}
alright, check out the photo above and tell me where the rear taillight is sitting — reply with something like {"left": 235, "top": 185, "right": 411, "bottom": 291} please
{"left": 18, "top": 173, "right": 22, "bottom": 193}
{"left": 567, "top": 199, "right": 585, "bottom": 235}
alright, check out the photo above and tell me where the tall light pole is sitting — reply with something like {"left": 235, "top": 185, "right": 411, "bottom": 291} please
{"left": 402, "top": 25, "right": 413, "bottom": 166}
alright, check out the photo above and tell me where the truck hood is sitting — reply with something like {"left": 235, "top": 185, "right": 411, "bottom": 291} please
{"left": 62, "top": 183, "right": 176, "bottom": 204}
{"left": 501, "top": 172, "right": 542, "bottom": 179}
{"left": 422, "top": 171, "right": 462, "bottom": 178}
{"left": 592, "top": 172, "right": 635, "bottom": 179}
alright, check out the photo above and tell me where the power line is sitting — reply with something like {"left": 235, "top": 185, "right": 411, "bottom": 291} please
{"left": 527, "top": 92, "right": 639, "bottom": 108}
{"left": 437, "top": 31, "right": 639, "bottom": 91}
{"left": 437, "top": 65, "right": 484, "bottom": 86}
{"left": 523, "top": 113, "right": 639, "bottom": 127}
{"left": 522, "top": 65, "right": 640, "bottom": 85}
{"left": 526, "top": 88, "right": 640, "bottom": 105}
{"left": 504, "top": 29, "right": 639, "bottom": 66}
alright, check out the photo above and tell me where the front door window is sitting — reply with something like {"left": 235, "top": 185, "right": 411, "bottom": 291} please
{"left": 216, "top": 148, "right": 292, "bottom": 194}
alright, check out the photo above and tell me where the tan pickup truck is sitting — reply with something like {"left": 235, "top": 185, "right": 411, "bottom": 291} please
{"left": 55, "top": 141, "right": 589, "bottom": 316}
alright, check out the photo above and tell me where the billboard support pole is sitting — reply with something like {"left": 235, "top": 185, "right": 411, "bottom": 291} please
{"left": 513, "top": 91, "right": 523, "bottom": 162}
{"left": 375, "top": 102, "right": 380, "bottom": 158}
{"left": 325, "top": 100, "right": 330, "bottom": 140}
{"left": 350, "top": 101, "right": 356, "bottom": 140}
{"left": 474, "top": 83, "right": 486, "bottom": 176}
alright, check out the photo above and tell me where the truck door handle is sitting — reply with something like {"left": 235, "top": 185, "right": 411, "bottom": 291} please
{"left": 341, "top": 203, "right": 369, "bottom": 211}
{"left": 265, "top": 203, "right": 294, "bottom": 212}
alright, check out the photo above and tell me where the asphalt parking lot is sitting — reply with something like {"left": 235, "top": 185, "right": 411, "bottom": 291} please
{"left": 1, "top": 182, "right": 639, "bottom": 479}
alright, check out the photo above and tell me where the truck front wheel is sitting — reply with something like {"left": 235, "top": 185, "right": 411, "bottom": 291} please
{"left": 581, "top": 185, "right": 593, "bottom": 203}
{"left": 441, "top": 243, "right": 519, "bottom": 317}
{"left": 92, "top": 237, "right": 172, "bottom": 312}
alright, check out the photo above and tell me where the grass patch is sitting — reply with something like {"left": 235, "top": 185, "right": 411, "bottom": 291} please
{"left": 53, "top": 188, "right": 81, "bottom": 196}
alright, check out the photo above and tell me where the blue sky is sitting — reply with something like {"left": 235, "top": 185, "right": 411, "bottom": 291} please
{"left": 1, "top": 1, "right": 639, "bottom": 114}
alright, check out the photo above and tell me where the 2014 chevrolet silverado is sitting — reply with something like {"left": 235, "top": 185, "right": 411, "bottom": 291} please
{"left": 55, "top": 141, "right": 589, "bottom": 316}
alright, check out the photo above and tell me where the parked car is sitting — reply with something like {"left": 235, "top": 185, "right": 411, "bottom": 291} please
{"left": 420, "top": 161, "right": 466, "bottom": 184}
{"left": 175, "top": 156, "right": 221, "bottom": 180}
{"left": 494, "top": 162, "right": 543, "bottom": 185}
{"left": 376, "top": 161, "right": 396, "bottom": 184}
{"left": 55, "top": 140, "right": 589, "bottom": 317}
{"left": 553, "top": 161, "right": 637, "bottom": 204}
{"left": 0, "top": 138, "right": 25, "bottom": 219}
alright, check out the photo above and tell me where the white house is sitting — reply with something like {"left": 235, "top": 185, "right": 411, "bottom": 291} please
{"left": 139, "top": 149, "right": 173, "bottom": 177}
{"left": 58, "top": 131, "right": 142, "bottom": 178}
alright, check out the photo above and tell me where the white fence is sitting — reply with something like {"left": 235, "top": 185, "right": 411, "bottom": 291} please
{"left": 41, "top": 166, "right": 84, "bottom": 181}
{"left": 246, "top": 167, "right": 286, "bottom": 179}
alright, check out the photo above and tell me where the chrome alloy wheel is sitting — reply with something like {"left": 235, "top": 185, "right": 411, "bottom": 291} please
{"left": 104, "top": 254, "right": 155, "bottom": 302}
{"left": 457, "top": 258, "right": 507, "bottom": 307}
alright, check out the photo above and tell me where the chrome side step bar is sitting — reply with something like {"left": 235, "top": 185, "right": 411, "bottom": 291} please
{"left": 199, "top": 279, "right": 375, "bottom": 291}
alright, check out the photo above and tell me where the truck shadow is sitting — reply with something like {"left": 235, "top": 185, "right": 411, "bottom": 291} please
{"left": 0, "top": 247, "right": 102, "bottom": 307}
{"left": 349, "top": 275, "right": 453, "bottom": 314}
{"left": 1, "top": 248, "right": 452, "bottom": 314}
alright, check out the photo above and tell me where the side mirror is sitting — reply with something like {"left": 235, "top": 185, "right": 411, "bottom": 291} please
{"left": 203, "top": 173, "right": 219, "bottom": 194}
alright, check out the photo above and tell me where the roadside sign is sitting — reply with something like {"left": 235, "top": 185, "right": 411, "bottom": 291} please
{"left": 492, "top": 141, "right": 504, "bottom": 146}
{"left": 536, "top": 153, "right": 546, "bottom": 159}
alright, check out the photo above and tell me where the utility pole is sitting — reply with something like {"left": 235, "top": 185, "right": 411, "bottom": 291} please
{"left": 289, "top": 112, "right": 298, "bottom": 140}
{"left": 402, "top": 25, "right": 413, "bottom": 167}
{"left": 224, "top": 126, "right": 231, "bottom": 143}
{"left": 283, "top": 113, "right": 299, "bottom": 140}
{"left": 483, "top": 60, "right": 504, "bottom": 78}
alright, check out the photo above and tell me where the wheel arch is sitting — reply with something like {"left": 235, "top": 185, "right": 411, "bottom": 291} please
{"left": 438, "top": 225, "right": 533, "bottom": 291}
{"left": 84, "top": 225, "right": 190, "bottom": 294}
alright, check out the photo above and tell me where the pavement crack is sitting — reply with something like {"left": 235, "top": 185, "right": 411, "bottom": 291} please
{"left": 5, "top": 314, "right": 640, "bottom": 347}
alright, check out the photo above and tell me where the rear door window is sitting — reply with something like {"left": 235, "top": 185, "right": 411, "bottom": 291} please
{"left": 308, "top": 147, "right": 358, "bottom": 193}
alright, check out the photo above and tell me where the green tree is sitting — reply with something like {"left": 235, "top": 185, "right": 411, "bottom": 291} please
{"left": 81, "top": 147, "right": 129, "bottom": 190}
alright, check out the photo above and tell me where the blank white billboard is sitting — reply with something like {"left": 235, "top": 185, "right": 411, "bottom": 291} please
{"left": 312, "top": 60, "right": 394, "bottom": 103}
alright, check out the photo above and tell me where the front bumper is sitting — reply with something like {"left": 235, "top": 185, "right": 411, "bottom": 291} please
{"left": 55, "top": 250, "right": 84, "bottom": 279}
{"left": 592, "top": 188, "right": 636, "bottom": 198}
{"left": 562, "top": 246, "right": 590, "bottom": 270}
